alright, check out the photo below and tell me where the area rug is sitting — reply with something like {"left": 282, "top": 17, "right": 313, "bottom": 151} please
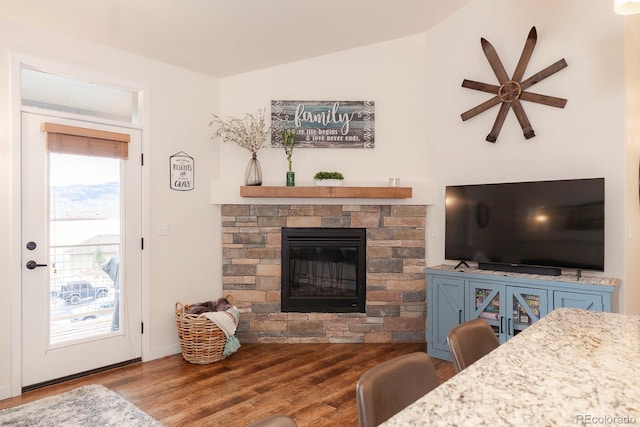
{"left": 0, "top": 384, "right": 162, "bottom": 426}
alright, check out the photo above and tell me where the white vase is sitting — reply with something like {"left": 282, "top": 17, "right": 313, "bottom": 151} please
{"left": 315, "top": 179, "right": 343, "bottom": 186}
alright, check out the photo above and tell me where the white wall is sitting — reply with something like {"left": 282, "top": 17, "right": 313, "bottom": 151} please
{"left": 217, "top": 33, "right": 429, "bottom": 188}
{"left": 425, "top": 1, "right": 627, "bottom": 305}
{"left": 624, "top": 14, "right": 640, "bottom": 315}
{"left": 219, "top": 0, "right": 633, "bottom": 311}
{"left": 0, "top": 17, "right": 221, "bottom": 398}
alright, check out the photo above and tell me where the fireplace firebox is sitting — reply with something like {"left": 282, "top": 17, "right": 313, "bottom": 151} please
{"left": 281, "top": 227, "right": 366, "bottom": 313}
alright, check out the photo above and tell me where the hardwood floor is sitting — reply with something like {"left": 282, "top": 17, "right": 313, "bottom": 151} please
{"left": 0, "top": 343, "right": 455, "bottom": 426}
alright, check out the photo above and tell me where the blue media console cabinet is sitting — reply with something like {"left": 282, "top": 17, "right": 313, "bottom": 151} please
{"left": 426, "top": 265, "right": 620, "bottom": 361}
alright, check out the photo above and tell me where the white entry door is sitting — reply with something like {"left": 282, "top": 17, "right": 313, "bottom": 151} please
{"left": 21, "top": 112, "right": 142, "bottom": 388}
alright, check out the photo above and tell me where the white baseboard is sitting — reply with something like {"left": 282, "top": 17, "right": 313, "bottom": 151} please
{"left": 144, "top": 343, "right": 181, "bottom": 362}
{"left": 0, "top": 385, "right": 13, "bottom": 400}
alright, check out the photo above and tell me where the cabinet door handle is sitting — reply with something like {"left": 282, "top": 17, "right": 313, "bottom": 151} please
{"left": 500, "top": 316, "right": 504, "bottom": 333}
{"left": 458, "top": 309, "right": 463, "bottom": 324}
{"left": 508, "top": 318, "right": 512, "bottom": 336}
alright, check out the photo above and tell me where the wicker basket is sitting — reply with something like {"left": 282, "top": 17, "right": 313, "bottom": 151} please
{"left": 175, "top": 296, "right": 236, "bottom": 364}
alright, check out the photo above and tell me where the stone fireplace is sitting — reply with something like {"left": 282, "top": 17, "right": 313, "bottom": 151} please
{"left": 221, "top": 204, "right": 426, "bottom": 344}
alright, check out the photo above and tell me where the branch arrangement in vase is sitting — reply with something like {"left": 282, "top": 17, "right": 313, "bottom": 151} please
{"left": 281, "top": 129, "right": 298, "bottom": 186}
{"left": 208, "top": 108, "right": 270, "bottom": 154}
{"left": 209, "top": 108, "right": 270, "bottom": 186}
{"left": 282, "top": 129, "right": 297, "bottom": 172}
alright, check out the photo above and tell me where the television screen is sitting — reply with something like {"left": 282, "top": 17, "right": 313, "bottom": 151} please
{"left": 445, "top": 178, "right": 605, "bottom": 272}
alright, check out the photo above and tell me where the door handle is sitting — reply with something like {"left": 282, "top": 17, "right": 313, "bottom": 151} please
{"left": 26, "top": 260, "right": 47, "bottom": 270}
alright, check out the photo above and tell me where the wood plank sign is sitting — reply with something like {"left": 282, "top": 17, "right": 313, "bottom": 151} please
{"left": 271, "top": 100, "right": 375, "bottom": 148}
{"left": 169, "top": 151, "right": 194, "bottom": 191}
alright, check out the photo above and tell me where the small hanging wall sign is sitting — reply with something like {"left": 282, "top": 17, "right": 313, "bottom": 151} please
{"left": 170, "top": 151, "right": 194, "bottom": 191}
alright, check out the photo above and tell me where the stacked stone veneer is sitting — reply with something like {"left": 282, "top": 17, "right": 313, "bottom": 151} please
{"left": 221, "top": 204, "right": 427, "bottom": 344}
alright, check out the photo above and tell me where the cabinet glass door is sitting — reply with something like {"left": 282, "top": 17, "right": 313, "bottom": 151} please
{"left": 467, "top": 281, "right": 505, "bottom": 341}
{"left": 508, "top": 287, "right": 548, "bottom": 336}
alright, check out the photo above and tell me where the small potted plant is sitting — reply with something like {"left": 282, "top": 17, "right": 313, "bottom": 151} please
{"left": 314, "top": 171, "right": 344, "bottom": 186}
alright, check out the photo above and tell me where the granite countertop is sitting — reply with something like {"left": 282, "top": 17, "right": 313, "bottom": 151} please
{"left": 428, "top": 264, "right": 620, "bottom": 287}
{"left": 382, "top": 308, "right": 640, "bottom": 426}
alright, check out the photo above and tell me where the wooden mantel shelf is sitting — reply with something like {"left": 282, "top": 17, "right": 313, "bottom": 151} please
{"left": 240, "top": 186, "right": 412, "bottom": 199}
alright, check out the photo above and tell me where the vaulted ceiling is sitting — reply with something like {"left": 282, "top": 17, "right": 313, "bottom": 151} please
{"left": 0, "top": 0, "right": 471, "bottom": 77}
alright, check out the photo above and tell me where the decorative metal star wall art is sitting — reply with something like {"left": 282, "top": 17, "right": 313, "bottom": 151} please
{"left": 461, "top": 27, "right": 567, "bottom": 143}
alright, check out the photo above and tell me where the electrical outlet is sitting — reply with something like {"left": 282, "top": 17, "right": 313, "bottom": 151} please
{"left": 158, "top": 223, "right": 170, "bottom": 236}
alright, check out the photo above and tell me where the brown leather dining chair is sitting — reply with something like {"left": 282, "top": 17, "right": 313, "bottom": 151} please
{"left": 356, "top": 352, "right": 439, "bottom": 427}
{"left": 447, "top": 317, "right": 500, "bottom": 373}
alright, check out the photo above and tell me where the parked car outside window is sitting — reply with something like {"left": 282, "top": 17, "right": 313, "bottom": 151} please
{"left": 58, "top": 281, "right": 109, "bottom": 305}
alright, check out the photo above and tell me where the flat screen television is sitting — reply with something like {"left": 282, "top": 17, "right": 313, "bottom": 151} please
{"left": 445, "top": 178, "right": 604, "bottom": 275}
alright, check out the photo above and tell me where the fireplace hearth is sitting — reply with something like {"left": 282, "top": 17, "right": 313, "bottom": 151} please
{"left": 281, "top": 227, "right": 366, "bottom": 313}
{"left": 220, "top": 204, "right": 427, "bottom": 344}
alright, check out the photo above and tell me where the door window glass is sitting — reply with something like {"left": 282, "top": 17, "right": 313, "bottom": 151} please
{"left": 49, "top": 153, "right": 122, "bottom": 345}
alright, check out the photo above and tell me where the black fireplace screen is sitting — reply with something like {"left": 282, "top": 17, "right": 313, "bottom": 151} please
{"left": 281, "top": 227, "right": 366, "bottom": 313}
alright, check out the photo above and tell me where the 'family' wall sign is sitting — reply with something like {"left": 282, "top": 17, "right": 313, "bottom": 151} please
{"left": 271, "top": 100, "right": 375, "bottom": 148}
